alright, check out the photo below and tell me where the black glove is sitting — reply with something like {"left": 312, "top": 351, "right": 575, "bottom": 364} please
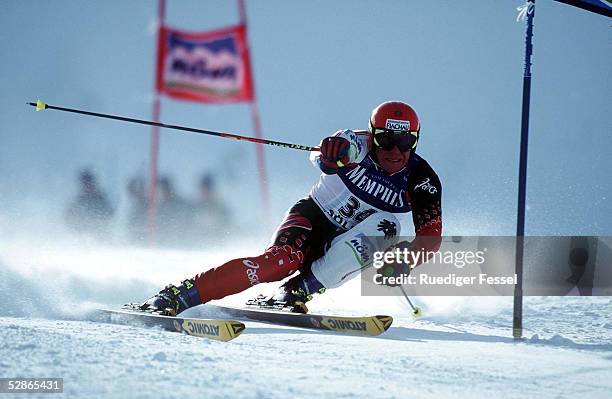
{"left": 376, "top": 260, "right": 411, "bottom": 287}
{"left": 319, "top": 136, "right": 351, "bottom": 169}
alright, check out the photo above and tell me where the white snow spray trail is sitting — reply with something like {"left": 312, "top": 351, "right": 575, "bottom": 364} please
{"left": 0, "top": 238, "right": 262, "bottom": 319}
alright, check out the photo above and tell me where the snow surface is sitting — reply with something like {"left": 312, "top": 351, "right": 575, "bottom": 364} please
{"left": 1, "top": 241, "right": 611, "bottom": 399}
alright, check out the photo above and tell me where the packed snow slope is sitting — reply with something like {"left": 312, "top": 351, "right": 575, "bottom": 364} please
{"left": 1, "top": 240, "right": 611, "bottom": 399}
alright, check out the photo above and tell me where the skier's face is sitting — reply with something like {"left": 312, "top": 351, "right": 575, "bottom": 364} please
{"left": 375, "top": 145, "right": 410, "bottom": 174}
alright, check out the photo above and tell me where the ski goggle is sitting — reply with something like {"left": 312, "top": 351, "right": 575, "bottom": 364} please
{"left": 372, "top": 130, "right": 419, "bottom": 151}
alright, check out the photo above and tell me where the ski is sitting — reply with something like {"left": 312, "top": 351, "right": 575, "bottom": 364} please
{"left": 210, "top": 305, "right": 393, "bottom": 337}
{"left": 94, "top": 305, "right": 245, "bottom": 342}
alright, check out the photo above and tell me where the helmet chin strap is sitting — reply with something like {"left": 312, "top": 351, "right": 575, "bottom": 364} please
{"left": 371, "top": 150, "right": 383, "bottom": 170}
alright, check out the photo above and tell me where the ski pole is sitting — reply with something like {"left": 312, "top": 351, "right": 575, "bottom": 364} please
{"left": 399, "top": 285, "right": 422, "bottom": 318}
{"left": 27, "top": 100, "right": 319, "bottom": 152}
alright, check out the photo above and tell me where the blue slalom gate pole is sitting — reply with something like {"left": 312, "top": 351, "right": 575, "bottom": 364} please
{"left": 513, "top": 0, "right": 535, "bottom": 340}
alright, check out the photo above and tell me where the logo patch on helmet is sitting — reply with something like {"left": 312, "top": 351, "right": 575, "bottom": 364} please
{"left": 385, "top": 119, "right": 410, "bottom": 131}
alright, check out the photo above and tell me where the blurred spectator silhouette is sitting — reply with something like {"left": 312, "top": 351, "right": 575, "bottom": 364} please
{"left": 156, "top": 175, "right": 194, "bottom": 247}
{"left": 65, "top": 169, "right": 114, "bottom": 240}
{"left": 192, "top": 173, "right": 230, "bottom": 242}
{"left": 126, "top": 176, "right": 148, "bottom": 244}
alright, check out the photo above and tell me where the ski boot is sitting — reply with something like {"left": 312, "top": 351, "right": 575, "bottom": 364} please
{"left": 139, "top": 278, "right": 201, "bottom": 316}
{"left": 248, "top": 272, "right": 326, "bottom": 314}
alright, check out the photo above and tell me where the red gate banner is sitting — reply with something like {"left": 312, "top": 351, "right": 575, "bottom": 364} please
{"left": 156, "top": 24, "right": 254, "bottom": 103}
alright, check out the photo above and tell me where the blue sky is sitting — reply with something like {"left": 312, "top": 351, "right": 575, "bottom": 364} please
{"left": 0, "top": 0, "right": 610, "bottom": 240}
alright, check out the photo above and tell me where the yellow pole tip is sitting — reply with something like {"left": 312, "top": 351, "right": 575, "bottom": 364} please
{"left": 412, "top": 307, "right": 422, "bottom": 319}
{"left": 35, "top": 100, "right": 46, "bottom": 111}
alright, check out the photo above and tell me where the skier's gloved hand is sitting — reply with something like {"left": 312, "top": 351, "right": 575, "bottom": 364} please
{"left": 376, "top": 240, "right": 412, "bottom": 287}
{"left": 376, "top": 260, "right": 411, "bottom": 287}
{"left": 319, "top": 136, "right": 351, "bottom": 169}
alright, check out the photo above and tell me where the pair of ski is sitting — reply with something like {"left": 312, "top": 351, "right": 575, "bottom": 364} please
{"left": 96, "top": 302, "right": 393, "bottom": 342}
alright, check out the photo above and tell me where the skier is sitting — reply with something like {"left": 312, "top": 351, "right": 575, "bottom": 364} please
{"left": 140, "top": 101, "right": 443, "bottom": 315}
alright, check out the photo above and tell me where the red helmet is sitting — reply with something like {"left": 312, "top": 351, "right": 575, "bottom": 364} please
{"left": 369, "top": 101, "right": 420, "bottom": 150}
